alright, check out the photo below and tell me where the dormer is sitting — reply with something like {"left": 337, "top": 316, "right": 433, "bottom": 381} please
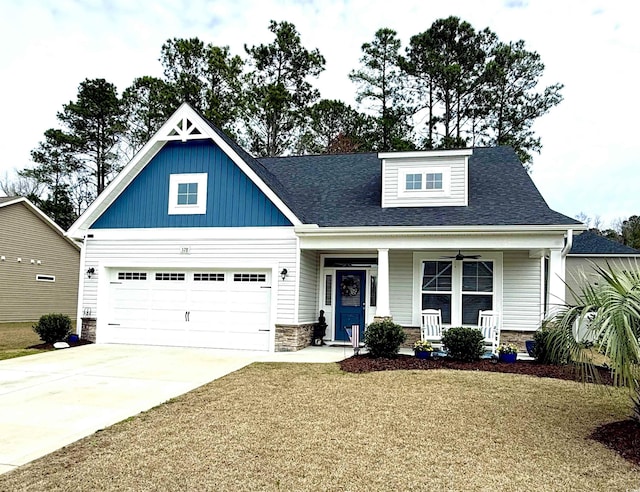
{"left": 379, "top": 149, "right": 473, "bottom": 208}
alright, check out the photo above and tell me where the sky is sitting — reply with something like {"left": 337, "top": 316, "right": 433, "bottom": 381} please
{"left": 1, "top": 0, "right": 638, "bottom": 227}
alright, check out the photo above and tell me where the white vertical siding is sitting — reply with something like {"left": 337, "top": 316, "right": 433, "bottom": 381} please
{"left": 389, "top": 250, "right": 414, "bottom": 325}
{"left": 503, "top": 251, "right": 542, "bottom": 331}
{"left": 80, "top": 234, "right": 298, "bottom": 324}
{"left": 298, "top": 249, "right": 319, "bottom": 323}
{"left": 383, "top": 157, "right": 467, "bottom": 208}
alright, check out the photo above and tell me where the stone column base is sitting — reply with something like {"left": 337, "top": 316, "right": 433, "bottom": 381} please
{"left": 274, "top": 323, "right": 315, "bottom": 352}
{"left": 81, "top": 317, "right": 97, "bottom": 342}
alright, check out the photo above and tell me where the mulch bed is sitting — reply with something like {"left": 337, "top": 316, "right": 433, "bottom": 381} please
{"left": 28, "top": 338, "right": 93, "bottom": 350}
{"left": 340, "top": 353, "right": 640, "bottom": 467}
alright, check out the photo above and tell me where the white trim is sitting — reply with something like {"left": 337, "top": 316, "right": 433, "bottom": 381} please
{"left": 568, "top": 254, "right": 640, "bottom": 258}
{"left": 168, "top": 173, "right": 208, "bottom": 215}
{"left": 378, "top": 149, "right": 474, "bottom": 159}
{"left": 76, "top": 238, "right": 88, "bottom": 335}
{"left": 67, "top": 103, "right": 302, "bottom": 238}
{"left": 293, "top": 236, "right": 301, "bottom": 323}
{"left": 295, "top": 224, "right": 585, "bottom": 235}
{"left": 84, "top": 226, "right": 297, "bottom": 241}
{"left": 412, "top": 251, "right": 503, "bottom": 327}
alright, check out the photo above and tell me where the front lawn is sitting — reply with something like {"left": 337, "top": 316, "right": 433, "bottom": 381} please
{"left": 0, "top": 322, "right": 43, "bottom": 361}
{"left": 1, "top": 363, "right": 638, "bottom": 490}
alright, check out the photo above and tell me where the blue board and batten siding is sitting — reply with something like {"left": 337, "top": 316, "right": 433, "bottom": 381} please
{"left": 91, "top": 140, "right": 292, "bottom": 228}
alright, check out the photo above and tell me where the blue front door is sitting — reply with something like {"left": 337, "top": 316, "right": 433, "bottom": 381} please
{"left": 335, "top": 270, "right": 366, "bottom": 341}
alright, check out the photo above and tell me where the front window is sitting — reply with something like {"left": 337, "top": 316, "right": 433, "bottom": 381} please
{"left": 421, "top": 259, "right": 494, "bottom": 326}
{"left": 421, "top": 261, "right": 452, "bottom": 323}
{"left": 168, "top": 173, "right": 207, "bottom": 215}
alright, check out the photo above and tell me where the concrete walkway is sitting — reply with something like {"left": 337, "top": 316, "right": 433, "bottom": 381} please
{"left": 0, "top": 344, "right": 350, "bottom": 475}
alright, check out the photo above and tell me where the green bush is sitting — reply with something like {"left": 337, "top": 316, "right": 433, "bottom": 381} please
{"left": 33, "top": 313, "right": 72, "bottom": 344}
{"left": 533, "top": 326, "right": 565, "bottom": 365}
{"left": 364, "top": 319, "right": 407, "bottom": 358}
{"left": 441, "top": 327, "right": 484, "bottom": 362}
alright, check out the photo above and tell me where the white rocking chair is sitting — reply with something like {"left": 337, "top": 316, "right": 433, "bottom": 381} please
{"left": 421, "top": 309, "right": 444, "bottom": 345}
{"left": 478, "top": 310, "right": 500, "bottom": 354}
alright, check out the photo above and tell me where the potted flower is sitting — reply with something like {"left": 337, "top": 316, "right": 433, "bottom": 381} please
{"left": 496, "top": 343, "right": 518, "bottom": 363}
{"left": 413, "top": 340, "right": 434, "bottom": 359}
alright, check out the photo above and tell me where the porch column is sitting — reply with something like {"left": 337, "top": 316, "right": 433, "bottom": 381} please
{"left": 547, "top": 248, "right": 566, "bottom": 315}
{"left": 376, "top": 248, "right": 391, "bottom": 318}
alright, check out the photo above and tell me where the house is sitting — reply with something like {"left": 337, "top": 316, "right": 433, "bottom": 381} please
{"left": 565, "top": 230, "right": 640, "bottom": 303}
{"left": 0, "top": 196, "right": 80, "bottom": 322}
{"left": 67, "top": 103, "right": 584, "bottom": 351}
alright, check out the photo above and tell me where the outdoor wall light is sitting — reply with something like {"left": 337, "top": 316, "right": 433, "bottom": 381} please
{"left": 0, "top": 256, "right": 5, "bottom": 261}
{"left": 86, "top": 267, "right": 95, "bottom": 278}
{"left": 280, "top": 268, "right": 288, "bottom": 280}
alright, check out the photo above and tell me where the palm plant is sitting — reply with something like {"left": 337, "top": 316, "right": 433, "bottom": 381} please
{"left": 546, "top": 262, "right": 640, "bottom": 421}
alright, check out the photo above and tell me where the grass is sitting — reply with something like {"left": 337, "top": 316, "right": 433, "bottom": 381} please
{"left": 1, "top": 363, "right": 639, "bottom": 491}
{"left": 0, "top": 322, "right": 43, "bottom": 361}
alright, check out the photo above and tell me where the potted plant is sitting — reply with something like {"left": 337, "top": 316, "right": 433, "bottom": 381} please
{"left": 496, "top": 343, "right": 518, "bottom": 363}
{"left": 413, "top": 340, "right": 434, "bottom": 359}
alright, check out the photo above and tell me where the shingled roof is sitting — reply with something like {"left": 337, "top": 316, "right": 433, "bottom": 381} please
{"left": 258, "top": 148, "right": 581, "bottom": 227}
{"left": 569, "top": 230, "right": 640, "bottom": 255}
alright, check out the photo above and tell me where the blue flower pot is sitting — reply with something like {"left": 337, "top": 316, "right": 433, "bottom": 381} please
{"left": 498, "top": 352, "right": 517, "bottom": 363}
{"left": 415, "top": 350, "right": 432, "bottom": 360}
{"left": 525, "top": 340, "right": 536, "bottom": 357}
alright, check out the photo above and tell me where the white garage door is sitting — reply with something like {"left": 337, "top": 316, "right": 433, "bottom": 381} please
{"left": 104, "top": 268, "right": 272, "bottom": 350}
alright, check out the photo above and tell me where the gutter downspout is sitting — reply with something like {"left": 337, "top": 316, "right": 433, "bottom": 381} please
{"left": 561, "top": 229, "right": 573, "bottom": 257}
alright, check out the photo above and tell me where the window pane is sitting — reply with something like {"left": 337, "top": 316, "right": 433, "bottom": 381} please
{"left": 177, "top": 194, "right": 188, "bottom": 205}
{"left": 340, "top": 275, "right": 361, "bottom": 307}
{"left": 325, "top": 275, "right": 332, "bottom": 306}
{"left": 463, "top": 261, "right": 493, "bottom": 293}
{"left": 426, "top": 173, "right": 443, "bottom": 190}
{"left": 422, "top": 261, "right": 452, "bottom": 291}
{"left": 462, "top": 295, "right": 492, "bottom": 325}
{"left": 186, "top": 193, "right": 198, "bottom": 205}
{"left": 187, "top": 183, "right": 198, "bottom": 194}
{"left": 422, "top": 294, "right": 451, "bottom": 324}
{"left": 177, "top": 183, "right": 188, "bottom": 194}
{"left": 370, "top": 276, "right": 377, "bottom": 307}
{"left": 405, "top": 173, "right": 422, "bottom": 190}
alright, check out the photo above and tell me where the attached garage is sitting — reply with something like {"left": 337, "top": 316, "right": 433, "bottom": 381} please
{"left": 102, "top": 268, "right": 272, "bottom": 350}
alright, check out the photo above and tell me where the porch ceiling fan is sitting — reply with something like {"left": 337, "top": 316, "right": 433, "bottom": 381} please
{"left": 440, "top": 250, "right": 482, "bottom": 261}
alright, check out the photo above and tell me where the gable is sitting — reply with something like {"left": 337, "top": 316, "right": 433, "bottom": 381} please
{"left": 91, "top": 140, "right": 292, "bottom": 229}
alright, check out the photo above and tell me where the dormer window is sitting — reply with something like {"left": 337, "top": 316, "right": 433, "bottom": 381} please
{"left": 426, "top": 173, "right": 443, "bottom": 190}
{"left": 400, "top": 167, "right": 450, "bottom": 196}
{"left": 379, "top": 148, "right": 472, "bottom": 208}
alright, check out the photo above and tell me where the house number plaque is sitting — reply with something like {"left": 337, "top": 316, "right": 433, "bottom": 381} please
{"left": 180, "top": 247, "right": 191, "bottom": 254}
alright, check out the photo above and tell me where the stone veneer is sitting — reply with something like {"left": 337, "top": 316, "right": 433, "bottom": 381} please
{"left": 499, "top": 330, "right": 536, "bottom": 352}
{"left": 275, "top": 323, "right": 315, "bottom": 352}
{"left": 81, "top": 317, "right": 97, "bottom": 342}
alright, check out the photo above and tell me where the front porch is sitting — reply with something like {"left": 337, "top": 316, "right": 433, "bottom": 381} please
{"left": 285, "top": 226, "right": 574, "bottom": 352}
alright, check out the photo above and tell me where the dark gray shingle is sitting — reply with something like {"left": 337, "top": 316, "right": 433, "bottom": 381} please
{"left": 570, "top": 230, "right": 640, "bottom": 255}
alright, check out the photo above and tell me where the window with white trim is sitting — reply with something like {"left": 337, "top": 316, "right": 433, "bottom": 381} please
{"left": 168, "top": 173, "right": 208, "bottom": 215}
{"left": 400, "top": 167, "right": 450, "bottom": 196}
{"left": 419, "top": 259, "right": 496, "bottom": 326}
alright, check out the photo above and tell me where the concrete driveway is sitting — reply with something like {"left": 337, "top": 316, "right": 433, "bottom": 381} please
{"left": 0, "top": 344, "right": 260, "bottom": 475}
{"left": 0, "top": 343, "right": 351, "bottom": 475}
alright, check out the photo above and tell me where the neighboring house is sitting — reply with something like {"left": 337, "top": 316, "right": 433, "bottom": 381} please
{"left": 565, "top": 230, "right": 640, "bottom": 303}
{"left": 0, "top": 197, "right": 80, "bottom": 322}
{"left": 67, "top": 103, "right": 584, "bottom": 352}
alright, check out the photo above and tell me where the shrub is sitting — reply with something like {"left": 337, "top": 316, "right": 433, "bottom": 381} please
{"left": 441, "top": 327, "right": 484, "bottom": 362}
{"left": 364, "top": 319, "right": 406, "bottom": 358}
{"left": 533, "top": 325, "right": 566, "bottom": 365}
{"left": 33, "top": 313, "right": 72, "bottom": 344}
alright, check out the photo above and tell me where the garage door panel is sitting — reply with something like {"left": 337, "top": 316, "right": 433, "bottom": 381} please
{"left": 106, "top": 268, "right": 272, "bottom": 350}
